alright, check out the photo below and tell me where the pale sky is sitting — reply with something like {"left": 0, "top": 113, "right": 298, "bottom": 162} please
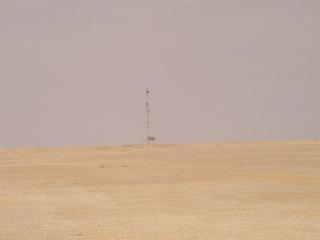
{"left": 1, "top": 0, "right": 320, "bottom": 148}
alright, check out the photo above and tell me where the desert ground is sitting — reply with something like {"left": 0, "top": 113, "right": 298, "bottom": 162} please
{"left": 0, "top": 141, "right": 319, "bottom": 240}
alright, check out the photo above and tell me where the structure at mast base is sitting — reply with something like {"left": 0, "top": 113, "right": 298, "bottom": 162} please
{"left": 145, "top": 136, "right": 156, "bottom": 144}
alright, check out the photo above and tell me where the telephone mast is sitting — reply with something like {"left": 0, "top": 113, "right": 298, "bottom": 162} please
{"left": 145, "top": 87, "right": 156, "bottom": 144}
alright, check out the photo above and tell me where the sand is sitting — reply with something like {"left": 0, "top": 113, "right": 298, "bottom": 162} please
{"left": 0, "top": 141, "right": 319, "bottom": 239}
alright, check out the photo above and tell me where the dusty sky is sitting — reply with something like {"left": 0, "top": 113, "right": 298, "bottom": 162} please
{"left": 1, "top": 0, "right": 320, "bottom": 148}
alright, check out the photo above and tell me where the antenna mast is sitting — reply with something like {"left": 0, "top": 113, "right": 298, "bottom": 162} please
{"left": 145, "top": 87, "right": 156, "bottom": 144}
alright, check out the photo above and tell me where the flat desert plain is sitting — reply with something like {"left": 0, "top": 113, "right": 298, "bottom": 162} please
{"left": 0, "top": 141, "right": 319, "bottom": 240}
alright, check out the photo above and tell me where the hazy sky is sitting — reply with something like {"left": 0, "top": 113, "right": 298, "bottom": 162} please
{"left": 1, "top": 0, "right": 320, "bottom": 148}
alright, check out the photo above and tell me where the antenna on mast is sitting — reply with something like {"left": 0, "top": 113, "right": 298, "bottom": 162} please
{"left": 145, "top": 86, "right": 156, "bottom": 144}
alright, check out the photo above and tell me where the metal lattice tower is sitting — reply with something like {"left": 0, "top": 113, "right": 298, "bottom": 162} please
{"left": 145, "top": 87, "right": 156, "bottom": 144}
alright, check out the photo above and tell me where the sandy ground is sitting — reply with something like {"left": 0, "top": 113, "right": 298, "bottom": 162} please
{"left": 0, "top": 141, "right": 319, "bottom": 240}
